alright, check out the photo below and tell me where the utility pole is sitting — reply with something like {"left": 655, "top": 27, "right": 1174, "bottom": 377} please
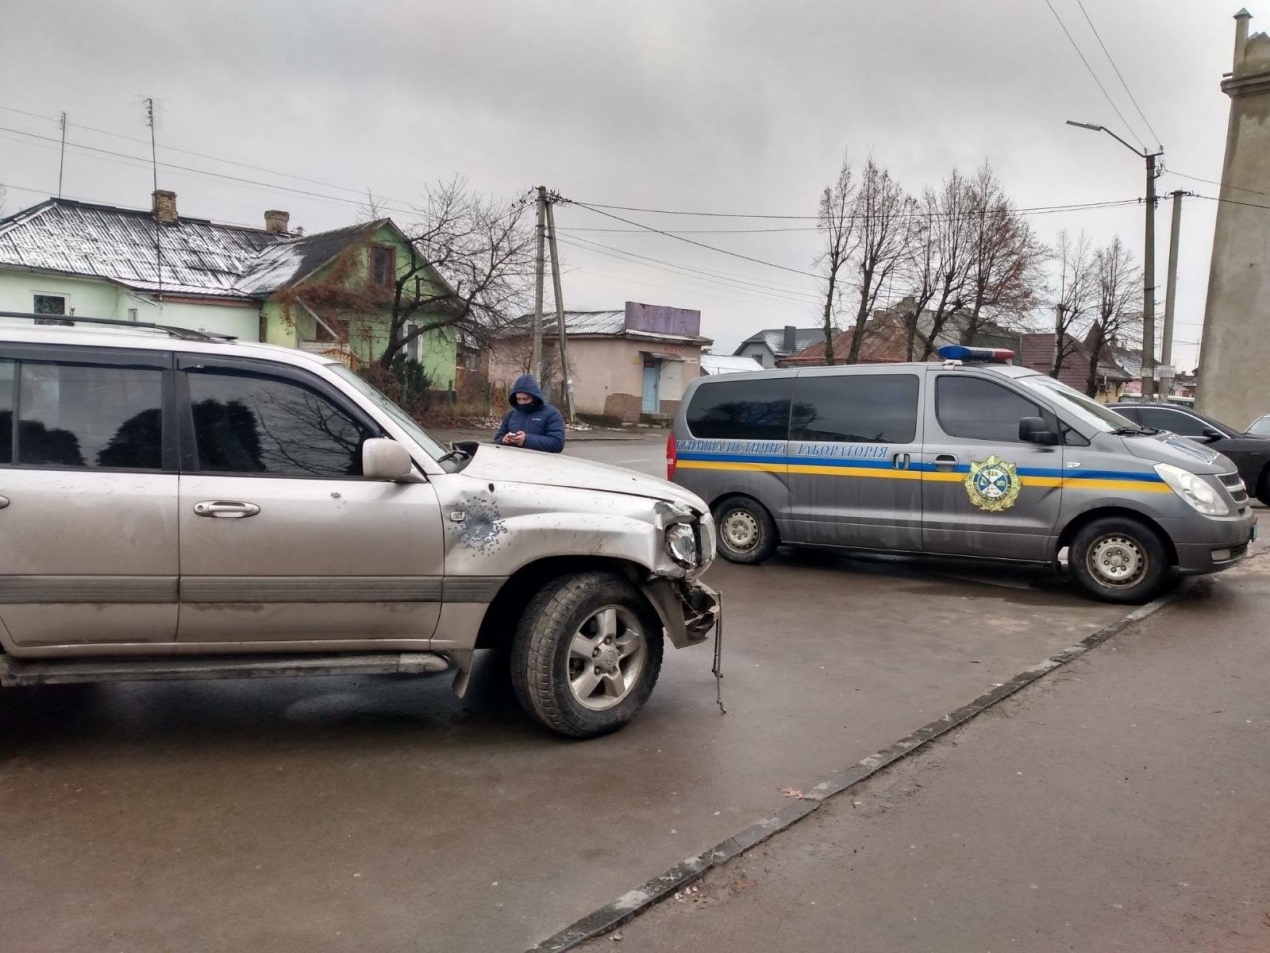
{"left": 57, "top": 112, "right": 67, "bottom": 199}
{"left": 1065, "top": 121, "right": 1163, "bottom": 400}
{"left": 1142, "top": 153, "right": 1158, "bottom": 400}
{"left": 544, "top": 198, "right": 576, "bottom": 422}
{"left": 145, "top": 97, "right": 163, "bottom": 306}
{"left": 532, "top": 186, "right": 547, "bottom": 382}
{"left": 1161, "top": 190, "right": 1186, "bottom": 372}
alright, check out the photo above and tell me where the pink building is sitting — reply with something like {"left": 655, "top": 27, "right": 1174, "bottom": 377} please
{"left": 488, "top": 302, "right": 711, "bottom": 423}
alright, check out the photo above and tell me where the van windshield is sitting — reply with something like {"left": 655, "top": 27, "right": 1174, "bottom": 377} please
{"left": 328, "top": 363, "right": 448, "bottom": 460}
{"left": 1017, "top": 375, "right": 1141, "bottom": 433}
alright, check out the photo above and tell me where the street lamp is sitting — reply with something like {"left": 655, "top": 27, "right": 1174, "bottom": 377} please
{"left": 1066, "top": 120, "right": 1164, "bottom": 400}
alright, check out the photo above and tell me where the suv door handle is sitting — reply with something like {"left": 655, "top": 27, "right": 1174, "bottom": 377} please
{"left": 193, "top": 501, "right": 260, "bottom": 519}
{"left": 934, "top": 454, "right": 959, "bottom": 472}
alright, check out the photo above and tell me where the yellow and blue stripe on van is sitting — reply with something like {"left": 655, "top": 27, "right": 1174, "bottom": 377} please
{"left": 674, "top": 448, "right": 1174, "bottom": 494}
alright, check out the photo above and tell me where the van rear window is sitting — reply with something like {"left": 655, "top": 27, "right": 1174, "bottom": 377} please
{"left": 686, "top": 377, "right": 792, "bottom": 440}
{"left": 791, "top": 373, "right": 918, "bottom": 443}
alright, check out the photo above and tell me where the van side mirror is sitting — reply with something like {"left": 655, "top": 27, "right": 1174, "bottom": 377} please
{"left": 362, "top": 438, "right": 414, "bottom": 481}
{"left": 1019, "top": 416, "right": 1059, "bottom": 446}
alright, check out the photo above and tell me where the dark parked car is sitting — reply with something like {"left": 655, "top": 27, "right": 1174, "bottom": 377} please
{"left": 1111, "top": 403, "right": 1270, "bottom": 504}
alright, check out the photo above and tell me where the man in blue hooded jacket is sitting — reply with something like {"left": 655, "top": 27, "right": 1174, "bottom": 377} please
{"left": 494, "top": 374, "right": 566, "bottom": 453}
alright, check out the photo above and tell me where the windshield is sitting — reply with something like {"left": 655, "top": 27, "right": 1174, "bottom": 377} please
{"left": 328, "top": 363, "right": 449, "bottom": 460}
{"left": 1016, "top": 375, "right": 1140, "bottom": 433}
{"left": 1248, "top": 416, "right": 1270, "bottom": 436}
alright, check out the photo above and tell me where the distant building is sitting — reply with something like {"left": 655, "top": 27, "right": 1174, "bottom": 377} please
{"left": 1019, "top": 331, "right": 1132, "bottom": 403}
{"left": 0, "top": 193, "right": 457, "bottom": 388}
{"left": 489, "top": 302, "right": 711, "bottom": 423}
{"left": 701, "top": 353, "right": 764, "bottom": 376}
{"left": 733, "top": 326, "right": 823, "bottom": 367}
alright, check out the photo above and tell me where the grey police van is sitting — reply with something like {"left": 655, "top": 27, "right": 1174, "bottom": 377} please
{"left": 668, "top": 346, "right": 1257, "bottom": 603}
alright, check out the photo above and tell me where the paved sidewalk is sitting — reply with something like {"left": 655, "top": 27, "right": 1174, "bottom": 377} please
{"left": 578, "top": 558, "right": 1270, "bottom": 952}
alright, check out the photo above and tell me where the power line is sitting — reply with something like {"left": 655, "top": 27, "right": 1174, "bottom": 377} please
{"left": 555, "top": 233, "right": 821, "bottom": 302}
{"left": 570, "top": 196, "right": 1145, "bottom": 221}
{"left": 0, "top": 103, "right": 414, "bottom": 206}
{"left": 1165, "top": 169, "right": 1270, "bottom": 199}
{"left": 564, "top": 200, "right": 824, "bottom": 278}
{"left": 1041, "top": 0, "right": 1147, "bottom": 151}
{"left": 1077, "top": 0, "right": 1163, "bottom": 149}
{"left": 0, "top": 124, "right": 419, "bottom": 215}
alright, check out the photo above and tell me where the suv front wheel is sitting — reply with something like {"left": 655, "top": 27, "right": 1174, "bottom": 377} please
{"left": 1069, "top": 516, "right": 1171, "bottom": 604}
{"left": 510, "top": 572, "right": 664, "bottom": 738}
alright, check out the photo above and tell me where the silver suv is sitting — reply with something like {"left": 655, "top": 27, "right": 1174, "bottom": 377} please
{"left": 0, "top": 317, "right": 719, "bottom": 737}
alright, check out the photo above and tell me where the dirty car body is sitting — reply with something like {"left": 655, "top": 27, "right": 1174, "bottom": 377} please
{"left": 0, "top": 320, "right": 719, "bottom": 737}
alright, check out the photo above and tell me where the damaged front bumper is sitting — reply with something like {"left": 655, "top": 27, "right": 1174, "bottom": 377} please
{"left": 640, "top": 577, "right": 720, "bottom": 649}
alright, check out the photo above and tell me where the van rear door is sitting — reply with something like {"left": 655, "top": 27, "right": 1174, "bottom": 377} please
{"left": 785, "top": 367, "right": 924, "bottom": 551}
{"left": 920, "top": 369, "right": 1063, "bottom": 561}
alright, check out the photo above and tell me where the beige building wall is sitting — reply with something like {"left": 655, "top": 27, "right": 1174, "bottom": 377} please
{"left": 488, "top": 336, "right": 702, "bottom": 421}
{"left": 1197, "top": 12, "right": 1270, "bottom": 429}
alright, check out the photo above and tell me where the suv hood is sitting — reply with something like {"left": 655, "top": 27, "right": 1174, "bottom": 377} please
{"left": 1121, "top": 431, "right": 1230, "bottom": 474}
{"left": 460, "top": 444, "right": 706, "bottom": 510}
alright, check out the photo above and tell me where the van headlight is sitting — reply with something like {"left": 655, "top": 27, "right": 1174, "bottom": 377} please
{"left": 665, "top": 523, "right": 699, "bottom": 568}
{"left": 1154, "top": 463, "right": 1229, "bottom": 516}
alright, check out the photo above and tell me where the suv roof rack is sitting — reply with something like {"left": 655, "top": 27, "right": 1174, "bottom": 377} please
{"left": 0, "top": 311, "right": 237, "bottom": 343}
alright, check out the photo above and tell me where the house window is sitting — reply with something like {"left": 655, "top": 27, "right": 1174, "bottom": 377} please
{"left": 371, "top": 246, "right": 395, "bottom": 287}
{"left": 127, "top": 308, "right": 139, "bottom": 322}
{"left": 33, "top": 294, "right": 72, "bottom": 326}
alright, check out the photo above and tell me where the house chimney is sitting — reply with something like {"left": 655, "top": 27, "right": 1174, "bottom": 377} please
{"left": 152, "top": 190, "right": 178, "bottom": 225}
{"left": 264, "top": 210, "right": 290, "bottom": 234}
{"left": 783, "top": 325, "right": 797, "bottom": 352}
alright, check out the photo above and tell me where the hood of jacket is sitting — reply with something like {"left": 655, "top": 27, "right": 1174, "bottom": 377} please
{"left": 509, "top": 374, "right": 546, "bottom": 410}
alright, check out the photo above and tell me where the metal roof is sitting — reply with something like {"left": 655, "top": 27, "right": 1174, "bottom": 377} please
{"left": 735, "top": 327, "right": 824, "bottom": 357}
{"left": 701, "top": 353, "right": 765, "bottom": 375}
{"left": 0, "top": 199, "right": 383, "bottom": 300}
{"left": 505, "top": 310, "right": 626, "bottom": 336}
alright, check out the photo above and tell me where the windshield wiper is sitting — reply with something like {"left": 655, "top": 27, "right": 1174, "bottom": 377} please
{"left": 1111, "top": 426, "right": 1158, "bottom": 436}
{"left": 437, "top": 448, "right": 470, "bottom": 465}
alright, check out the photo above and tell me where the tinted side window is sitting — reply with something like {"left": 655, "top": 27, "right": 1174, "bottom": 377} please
{"left": 1137, "top": 407, "right": 1205, "bottom": 437}
{"left": 791, "top": 374, "right": 919, "bottom": 443}
{"left": 936, "top": 376, "right": 1041, "bottom": 443}
{"left": 686, "top": 377, "right": 793, "bottom": 440}
{"left": 17, "top": 362, "right": 163, "bottom": 469}
{"left": 187, "top": 371, "right": 369, "bottom": 477}
{"left": 0, "top": 360, "right": 12, "bottom": 465}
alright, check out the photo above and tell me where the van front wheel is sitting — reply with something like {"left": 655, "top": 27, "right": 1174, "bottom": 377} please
{"left": 1069, "top": 517, "right": 1170, "bottom": 604}
{"left": 713, "top": 497, "right": 778, "bottom": 564}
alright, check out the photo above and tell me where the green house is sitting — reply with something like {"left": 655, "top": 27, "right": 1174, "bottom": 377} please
{"left": 0, "top": 193, "right": 456, "bottom": 390}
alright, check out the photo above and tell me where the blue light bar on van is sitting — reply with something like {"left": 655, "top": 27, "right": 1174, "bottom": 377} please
{"left": 937, "top": 345, "right": 1015, "bottom": 363}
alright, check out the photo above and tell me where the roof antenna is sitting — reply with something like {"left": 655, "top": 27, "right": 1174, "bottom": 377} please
{"left": 57, "top": 112, "right": 67, "bottom": 199}
{"left": 144, "top": 97, "right": 163, "bottom": 311}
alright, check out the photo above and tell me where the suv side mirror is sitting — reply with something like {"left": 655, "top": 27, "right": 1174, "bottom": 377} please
{"left": 362, "top": 438, "right": 414, "bottom": 481}
{"left": 1019, "top": 416, "right": 1059, "bottom": 446}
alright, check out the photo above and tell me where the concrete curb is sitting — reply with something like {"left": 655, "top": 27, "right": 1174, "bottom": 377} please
{"left": 526, "top": 580, "right": 1194, "bottom": 952}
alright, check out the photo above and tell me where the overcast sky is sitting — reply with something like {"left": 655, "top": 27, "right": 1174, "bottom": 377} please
{"left": 0, "top": 0, "right": 1253, "bottom": 370}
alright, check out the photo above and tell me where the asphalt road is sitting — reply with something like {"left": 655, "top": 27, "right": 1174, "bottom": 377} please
{"left": 577, "top": 556, "right": 1270, "bottom": 953}
{"left": 0, "top": 436, "right": 1163, "bottom": 952}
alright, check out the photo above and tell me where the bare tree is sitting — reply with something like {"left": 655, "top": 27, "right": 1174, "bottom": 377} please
{"left": 961, "top": 163, "right": 1048, "bottom": 344}
{"left": 845, "top": 159, "right": 913, "bottom": 363}
{"left": 1051, "top": 231, "right": 1097, "bottom": 379}
{"left": 1085, "top": 237, "right": 1142, "bottom": 397}
{"left": 815, "top": 155, "right": 857, "bottom": 365}
{"left": 376, "top": 179, "right": 536, "bottom": 369}
{"left": 896, "top": 171, "right": 977, "bottom": 360}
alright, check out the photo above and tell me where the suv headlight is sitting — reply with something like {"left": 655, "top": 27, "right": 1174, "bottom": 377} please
{"left": 665, "top": 522, "right": 699, "bottom": 568}
{"left": 1154, "top": 463, "right": 1229, "bottom": 516}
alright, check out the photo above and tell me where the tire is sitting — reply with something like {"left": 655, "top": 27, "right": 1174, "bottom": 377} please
{"left": 1069, "top": 516, "right": 1171, "bottom": 604}
{"left": 509, "top": 571, "right": 664, "bottom": 738}
{"left": 712, "top": 496, "right": 779, "bottom": 564}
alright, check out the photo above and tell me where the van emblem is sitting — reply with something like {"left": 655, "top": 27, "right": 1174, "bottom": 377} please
{"left": 965, "top": 455, "right": 1022, "bottom": 512}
